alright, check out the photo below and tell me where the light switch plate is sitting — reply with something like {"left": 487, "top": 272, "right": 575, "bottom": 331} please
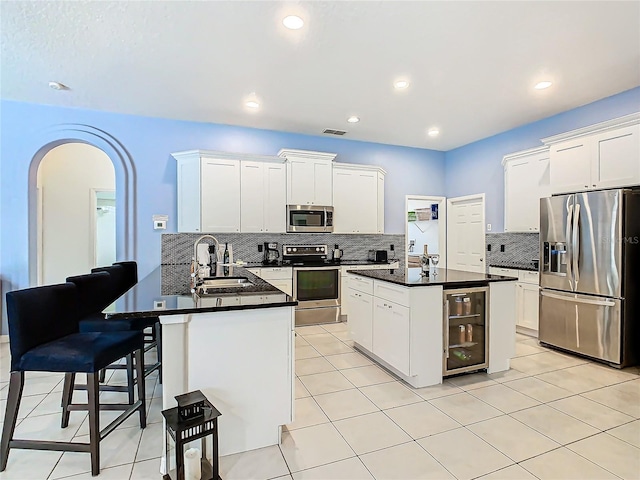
{"left": 154, "top": 220, "right": 166, "bottom": 230}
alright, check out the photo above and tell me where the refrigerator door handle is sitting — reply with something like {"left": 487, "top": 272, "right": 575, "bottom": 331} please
{"left": 540, "top": 290, "right": 615, "bottom": 307}
{"left": 565, "top": 203, "right": 574, "bottom": 287}
{"left": 572, "top": 203, "right": 581, "bottom": 287}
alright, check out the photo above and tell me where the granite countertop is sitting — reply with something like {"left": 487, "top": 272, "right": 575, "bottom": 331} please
{"left": 488, "top": 262, "right": 539, "bottom": 272}
{"left": 346, "top": 267, "right": 518, "bottom": 288}
{"left": 244, "top": 259, "right": 401, "bottom": 268}
{"left": 104, "top": 265, "right": 297, "bottom": 319}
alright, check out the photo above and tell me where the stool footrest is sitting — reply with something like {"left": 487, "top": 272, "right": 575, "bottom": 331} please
{"left": 100, "top": 400, "right": 143, "bottom": 440}
{"left": 10, "top": 439, "right": 91, "bottom": 453}
{"left": 67, "top": 403, "right": 135, "bottom": 412}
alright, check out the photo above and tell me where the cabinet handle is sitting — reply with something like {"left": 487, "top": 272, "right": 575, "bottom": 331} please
{"left": 592, "top": 184, "right": 596, "bottom": 187}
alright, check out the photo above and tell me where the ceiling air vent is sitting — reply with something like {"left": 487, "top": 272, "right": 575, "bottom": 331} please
{"left": 323, "top": 128, "right": 347, "bottom": 136}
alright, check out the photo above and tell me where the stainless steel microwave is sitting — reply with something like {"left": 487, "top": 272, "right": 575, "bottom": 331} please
{"left": 286, "top": 205, "right": 334, "bottom": 233}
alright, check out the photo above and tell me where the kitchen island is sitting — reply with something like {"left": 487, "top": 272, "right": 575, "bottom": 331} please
{"left": 344, "top": 267, "right": 517, "bottom": 388}
{"left": 105, "top": 265, "right": 297, "bottom": 468}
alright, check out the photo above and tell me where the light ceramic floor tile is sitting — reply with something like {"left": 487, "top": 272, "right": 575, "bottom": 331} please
{"left": 295, "top": 378, "right": 311, "bottom": 399}
{"left": 295, "top": 357, "right": 336, "bottom": 376}
{"left": 51, "top": 425, "right": 142, "bottom": 478}
{"left": 339, "top": 365, "right": 395, "bottom": 388}
{"left": 135, "top": 421, "right": 164, "bottom": 462}
{"left": 410, "top": 382, "right": 463, "bottom": 400}
{"left": 445, "top": 373, "right": 498, "bottom": 391}
{"left": 54, "top": 463, "right": 134, "bottom": 480}
{"left": 279, "top": 423, "right": 355, "bottom": 473}
{"left": 146, "top": 396, "right": 164, "bottom": 424}
{"left": 418, "top": 427, "right": 512, "bottom": 480}
{"left": 331, "top": 330, "right": 352, "bottom": 342}
{"left": 298, "top": 371, "right": 354, "bottom": 396}
{"left": 20, "top": 375, "right": 64, "bottom": 397}
{"left": 486, "top": 368, "right": 528, "bottom": 383}
{"left": 502, "top": 376, "right": 574, "bottom": 403}
{"left": 606, "top": 420, "right": 640, "bottom": 448}
{"left": 296, "top": 326, "right": 326, "bottom": 336}
{"left": 324, "top": 352, "right": 372, "bottom": 370}
{"left": 0, "top": 449, "right": 62, "bottom": 480}
{"left": 468, "top": 384, "right": 540, "bottom": 413}
{"left": 509, "top": 351, "right": 584, "bottom": 376}
{"left": 568, "top": 432, "right": 640, "bottom": 480}
{"left": 295, "top": 335, "right": 309, "bottom": 347}
{"left": 273, "top": 476, "right": 293, "bottom": 480}
{"left": 13, "top": 411, "right": 83, "bottom": 442}
{"left": 313, "top": 388, "right": 378, "bottom": 421}
{"left": 582, "top": 379, "right": 640, "bottom": 418}
{"left": 0, "top": 393, "right": 45, "bottom": 420}
{"left": 313, "top": 341, "right": 354, "bottom": 356}
{"left": 535, "top": 368, "right": 613, "bottom": 394}
{"left": 475, "top": 464, "right": 538, "bottom": 479}
{"left": 321, "top": 322, "right": 349, "bottom": 334}
{"left": 130, "top": 457, "right": 163, "bottom": 480}
{"left": 304, "top": 333, "right": 342, "bottom": 346}
{"left": 515, "top": 342, "right": 548, "bottom": 357}
{"left": 468, "top": 415, "right": 560, "bottom": 462}
{"left": 429, "top": 392, "right": 502, "bottom": 425}
{"left": 332, "top": 411, "right": 412, "bottom": 455}
{"left": 291, "top": 457, "right": 373, "bottom": 480}
{"left": 384, "top": 401, "right": 460, "bottom": 439}
{"left": 220, "top": 444, "right": 290, "bottom": 480}
{"left": 520, "top": 446, "right": 618, "bottom": 479}
{"left": 359, "top": 381, "right": 422, "bottom": 409}
{"left": 360, "top": 441, "right": 454, "bottom": 479}
{"left": 549, "top": 395, "right": 634, "bottom": 430}
{"left": 286, "top": 397, "right": 330, "bottom": 430}
{"left": 296, "top": 345, "right": 322, "bottom": 360}
{"left": 566, "top": 363, "right": 639, "bottom": 385}
{"left": 511, "top": 404, "right": 599, "bottom": 445}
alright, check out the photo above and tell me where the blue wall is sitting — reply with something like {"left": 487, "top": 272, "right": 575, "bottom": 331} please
{"left": 445, "top": 87, "right": 640, "bottom": 232}
{"left": 0, "top": 100, "right": 445, "bottom": 321}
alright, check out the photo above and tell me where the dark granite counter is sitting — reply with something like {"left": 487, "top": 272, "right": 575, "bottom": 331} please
{"left": 346, "top": 267, "right": 518, "bottom": 289}
{"left": 489, "top": 262, "right": 539, "bottom": 272}
{"left": 104, "top": 265, "right": 297, "bottom": 319}
{"left": 243, "top": 259, "right": 400, "bottom": 268}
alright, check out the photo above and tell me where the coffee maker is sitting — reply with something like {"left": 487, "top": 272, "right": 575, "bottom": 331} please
{"left": 263, "top": 242, "right": 280, "bottom": 265}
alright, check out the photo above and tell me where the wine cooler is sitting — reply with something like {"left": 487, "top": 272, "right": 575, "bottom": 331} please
{"left": 443, "top": 287, "right": 489, "bottom": 376}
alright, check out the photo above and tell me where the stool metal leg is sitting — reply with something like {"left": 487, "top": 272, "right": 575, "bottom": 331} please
{"left": 135, "top": 349, "right": 147, "bottom": 429}
{"left": 126, "top": 354, "right": 135, "bottom": 405}
{"left": 87, "top": 372, "right": 101, "bottom": 476}
{"left": 98, "top": 369, "right": 106, "bottom": 383}
{"left": 61, "top": 373, "right": 76, "bottom": 428}
{"left": 0, "top": 371, "right": 24, "bottom": 472}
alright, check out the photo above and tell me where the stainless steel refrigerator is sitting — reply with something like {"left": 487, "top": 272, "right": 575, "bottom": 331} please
{"left": 539, "top": 188, "right": 640, "bottom": 367}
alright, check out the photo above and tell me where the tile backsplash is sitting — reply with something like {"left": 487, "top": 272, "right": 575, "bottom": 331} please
{"left": 162, "top": 232, "right": 406, "bottom": 266}
{"left": 486, "top": 232, "right": 539, "bottom": 270}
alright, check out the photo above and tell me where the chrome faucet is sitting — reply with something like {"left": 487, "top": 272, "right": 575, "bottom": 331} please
{"left": 191, "top": 234, "right": 220, "bottom": 283}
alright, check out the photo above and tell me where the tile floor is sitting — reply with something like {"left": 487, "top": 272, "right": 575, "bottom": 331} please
{"left": 0, "top": 324, "right": 639, "bottom": 479}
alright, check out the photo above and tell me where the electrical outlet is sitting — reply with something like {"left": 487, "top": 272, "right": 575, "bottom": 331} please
{"left": 487, "top": 244, "right": 492, "bottom": 252}
{"left": 500, "top": 244, "right": 505, "bottom": 252}
{"left": 257, "top": 244, "right": 263, "bottom": 252}
{"left": 390, "top": 244, "right": 394, "bottom": 251}
{"left": 487, "top": 223, "right": 492, "bottom": 231}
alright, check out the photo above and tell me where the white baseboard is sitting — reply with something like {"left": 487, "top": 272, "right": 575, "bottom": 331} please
{"left": 0, "top": 335, "right": 9, "bottom": 344}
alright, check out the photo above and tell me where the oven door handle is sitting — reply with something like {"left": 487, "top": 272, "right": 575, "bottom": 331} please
{"left": 293, "top": 266, "right": 341, "bottom": 272}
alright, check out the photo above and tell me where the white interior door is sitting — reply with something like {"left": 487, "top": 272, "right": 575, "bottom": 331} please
{"left": 447, "top": 194, "right": 485, "bottom": 273}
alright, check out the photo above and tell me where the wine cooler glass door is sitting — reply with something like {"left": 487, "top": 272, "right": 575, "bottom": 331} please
{"left": 444, "top": 287, "right": 488, "bottom": 375}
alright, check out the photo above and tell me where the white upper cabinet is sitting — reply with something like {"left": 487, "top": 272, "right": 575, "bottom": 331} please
{"left": 240, "top": 160, "right": 286, "bottom": 233}
{"left": 543, "top": 114, "right": 640, "bottom": 194}
{"left": 278, "top": 149, "right": 336, "bottom": 206}
{"left": 333, "top": 163, "right": 386, "bottom": 234}
{"left": 173, "top": 150, "right": 284, "bottom": 233}
{"left": 503, "top": 147, "right": 550, "bottom": 232}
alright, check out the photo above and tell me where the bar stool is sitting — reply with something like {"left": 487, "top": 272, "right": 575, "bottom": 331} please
{"left": 0, "top": 283, "right": 146, "bottom": 476}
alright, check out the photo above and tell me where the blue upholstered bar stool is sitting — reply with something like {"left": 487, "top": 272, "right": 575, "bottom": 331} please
{"left": 0, "top": 283, "right": 146, "bottom": 476}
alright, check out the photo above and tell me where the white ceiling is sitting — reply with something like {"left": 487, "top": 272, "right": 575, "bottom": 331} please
{"left": 2, "top": 1, "right": 639, "bottom": 151}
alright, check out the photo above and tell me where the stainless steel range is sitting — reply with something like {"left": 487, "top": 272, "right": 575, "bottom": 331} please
{"left": 283, "top": 244, "right": 341, "bottom": 326}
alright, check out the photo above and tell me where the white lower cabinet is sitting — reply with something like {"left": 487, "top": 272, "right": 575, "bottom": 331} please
{"left": 372, "top": 297, "right": 410, "bottom": 376}
{"left": 490, "top": 267, "right": 539, "bottom": 334}
{"left": 347, "top": 289, "right": 373, "bottom": 351}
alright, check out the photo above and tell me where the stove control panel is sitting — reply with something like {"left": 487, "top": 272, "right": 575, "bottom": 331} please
{"left": 283, "top": 245, "right": 328, "bottom": 257}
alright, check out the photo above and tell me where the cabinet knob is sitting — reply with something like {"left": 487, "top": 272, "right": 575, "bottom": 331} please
{"left": 592, "top": 184, "right": 596, "bottom": 187}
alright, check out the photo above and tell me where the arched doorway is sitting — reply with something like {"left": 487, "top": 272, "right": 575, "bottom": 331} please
{"left": 27, "top": 124, "right": 137, "bottom": 286}
{"left": 36, "top": 143, "right": 116, "bottom": 284}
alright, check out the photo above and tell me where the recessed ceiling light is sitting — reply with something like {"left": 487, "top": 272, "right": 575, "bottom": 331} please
{"left": 283, "top": 15, "right": 304, "bottom": 30}
{"left": 534, "top": 81, "right": 552, "bottom": 90}
{"left": 394, "top": 80, "right": 410, "bottom": 90}
{"left": 347, "top": 116, "right": 360, "bottom": 123}
{"left": 427, "top": 128, "right": 440, "bottom": 137}
{"left": 48, "top": 81, "right": 68, "bottom": 90}
{"left": 245, "top": 100, "right": 260, "bottom": 109}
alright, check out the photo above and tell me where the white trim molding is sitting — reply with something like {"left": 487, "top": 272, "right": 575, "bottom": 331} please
{"left": 171, "top": 150, "right": 282, "bottom": 164}
{"left": 277, "top": 148, "right": 338, "bottom": 162}
{"left": 501, "top": 145, "right": 549, "bottom": 166}
{"left": 333, "top": 162, "right": 386, "bottom": 175}
{"left": 541, "top": 112, "right": 640, "bottom": 146}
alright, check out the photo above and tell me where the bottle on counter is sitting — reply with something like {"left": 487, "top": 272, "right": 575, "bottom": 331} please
{"left": 223, "top": 243, "right": 230, "bottom": 264}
